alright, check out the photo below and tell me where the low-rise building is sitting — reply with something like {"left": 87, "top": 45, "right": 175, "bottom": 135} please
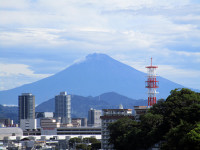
{"left": 71, "top": 118, "right": 82, "bottom": 127}
{"left": 41, "top": 118, "right": 60, "bottom": 135}
{"left": 0, "top": 134, "right": 101, "bottom": 150}
{"left": 74, "top": 118, "right": 87, "bottom": 127}
{"left": 0, "top": 127, "right": 23, "bottom": 140}
{"left": 134, "top": 106, "right": 149, "bottom": 121}
{"left": 57, "top": 127, "right": 101, "bottom": 135}
{"left": 20, "top": 119, "right": 37, "bottom": 131}
{"left": 35, "top": 112, "right": 54, "bottom": 128}
{"left": 23, "top": 129, "right": 41, "bottom": 136}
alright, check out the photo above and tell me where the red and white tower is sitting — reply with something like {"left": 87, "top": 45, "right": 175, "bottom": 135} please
{"left": 145, "top": 58, "right": 159, "bottom": 106}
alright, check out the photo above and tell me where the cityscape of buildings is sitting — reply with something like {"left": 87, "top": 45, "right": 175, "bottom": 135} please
{"left": 0, "top": 91, "right": 149, "bottom": 150}
{"left": 0, "top": 60, "right": 157, "bottom": 150}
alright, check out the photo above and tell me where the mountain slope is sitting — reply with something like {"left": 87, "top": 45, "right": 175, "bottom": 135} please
{"left": 0, "top": 105, "right": 18, "bottom": 123}
{"left": 0, "top": 53, "right": 184, "bottom": 105}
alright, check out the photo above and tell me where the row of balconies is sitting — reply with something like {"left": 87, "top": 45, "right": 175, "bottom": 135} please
{"left": 102, "top": 119, "right": 117, "bottom": 123}
{"left": 101, "top": 127, "right": 109, "bottom": 131}
{"left": 102, "top": 135, "right": 110, "bottom": 139}
{"left": 101, "top": 131, "right": 109, "bottom": 135}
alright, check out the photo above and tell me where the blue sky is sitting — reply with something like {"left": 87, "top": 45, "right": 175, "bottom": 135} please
{"left": 0, "top": 0, "right": 200, "bottom": 91}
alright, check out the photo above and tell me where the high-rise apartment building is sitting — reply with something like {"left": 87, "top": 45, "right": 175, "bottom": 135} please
{"left": 18, "top": 93, "right": 35, "bottom": 121}
{"left": 88, "top": 108, "right": 102, "bottom": 127}
{"left": 18, "top": 93, "right": 36, "bottom": 130}
{"left": 55, "top": 92, "right": 71, "bottom": 124}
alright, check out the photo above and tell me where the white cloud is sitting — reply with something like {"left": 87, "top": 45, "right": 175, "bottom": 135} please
{"left": 0, "top": 0, "right": 30, "bottom": 9}
{"left": 158, "top": 65, "right": 200, "bottom": 78}
{"left": 0, "top": 0, "right": 200, "bottom": 90}
{"left": 0, "top": 63, "right": 33, "bottom": 76}
{"left": 0, "top": 63, "right": 52, "bottom": 90}
{"left": 157, "top": 65, "right": 200, "bottom": 89}
{"left": 0, "top": 28, "right": 69, "bottom": 46}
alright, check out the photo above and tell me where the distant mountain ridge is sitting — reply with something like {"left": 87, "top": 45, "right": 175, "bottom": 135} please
{"left": 0, "top": 104, "right": 18, "bottom": 123}
{"left": 0, "top": 53, "right": 185, "bottom": 105}
{"left": 37, "top": 92, "right": 147, "bottom": 118}
{"left": 0, "top": 92, "right": 147, "bottom": 123}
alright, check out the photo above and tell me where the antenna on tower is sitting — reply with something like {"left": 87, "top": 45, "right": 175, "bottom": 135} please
{"left": 145, "top": 58, "right": 159, "bottom": 106}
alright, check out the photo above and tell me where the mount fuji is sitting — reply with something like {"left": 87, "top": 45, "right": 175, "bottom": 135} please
{"left": 0, "top": 53, "right": 184, "bottom": 105}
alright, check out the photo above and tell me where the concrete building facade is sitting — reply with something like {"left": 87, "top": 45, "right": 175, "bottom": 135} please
{"left": 35, "top": 112, "right": 54, "bottom": 128}
{"left": 20, "top": 119, "right": 37, "bottom": 131}
{"left": 134, "top": 106, "right": 149, "bottom": 121}
{"left": 40, "top": 118, "right": 60, "bottom": 135}
{"left": 0, "top": 127, "right": 23, "bottom": 140}
{"left": 88, "top": 108, "right": 102, "bottom": 127}
{"left": 18, "top": 93, "right": 35, "bottom": 127}
{"left": 55, "top": 92, "right": 71, "bottom": 124}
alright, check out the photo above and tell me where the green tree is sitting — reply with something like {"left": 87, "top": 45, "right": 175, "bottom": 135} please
{"left": 139, "top": 113, "right": 163, "bottom": 148}
{"left": 83, "top": 137, "right": 99, "bottom": 144}
{"left": 187, "top": 122, "right": 200, "bottom": 150}
{"left": 91, "top": 142, "right": 101, "bottom": 150}
{"left": 69, "top": 137, "right": 82, "bottom": 149}
{"left": 161, "top": 120, "right": 195, "bottom": 150}
{"left": 108, "top": 88, "right": 200, "bottom": 150}
{"left": 69, "top": 137, "right": 82, "bottom": 143}
{"left": 76, "top": 143, "right": 88, "bottom": 150}
{"left": 108, "top": 117, "right": 140, "bottom": 150}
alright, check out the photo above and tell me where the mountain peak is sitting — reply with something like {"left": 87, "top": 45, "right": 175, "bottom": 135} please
{"left": 86, "top": 53, "right": 111, "bottom": 61}
{"left": 0, "top": 53, "right": 184, "bottom": 105}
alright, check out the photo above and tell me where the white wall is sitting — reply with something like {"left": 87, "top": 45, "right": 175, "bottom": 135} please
{"left": 20, "top": 119, "right": 37, "bottom": 130}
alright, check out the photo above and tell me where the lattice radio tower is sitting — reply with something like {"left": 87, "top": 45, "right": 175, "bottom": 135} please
{"left": 145, "top": 58, "right": 159, "bottom": 106}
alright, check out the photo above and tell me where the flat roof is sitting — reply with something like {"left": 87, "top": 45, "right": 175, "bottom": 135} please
{"left": 100, "top": 116, "right": 134, "bottom": 119}
{"left": 134, "top": 106, "right": 148, "bottom": 109}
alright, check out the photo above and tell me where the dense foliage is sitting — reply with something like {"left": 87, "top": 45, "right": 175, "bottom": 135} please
{"left": 69, "top": 137, "right": 100, "bottom": 150}
{"left": 108, "top": 88, "right": 200, "bottom": 150}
